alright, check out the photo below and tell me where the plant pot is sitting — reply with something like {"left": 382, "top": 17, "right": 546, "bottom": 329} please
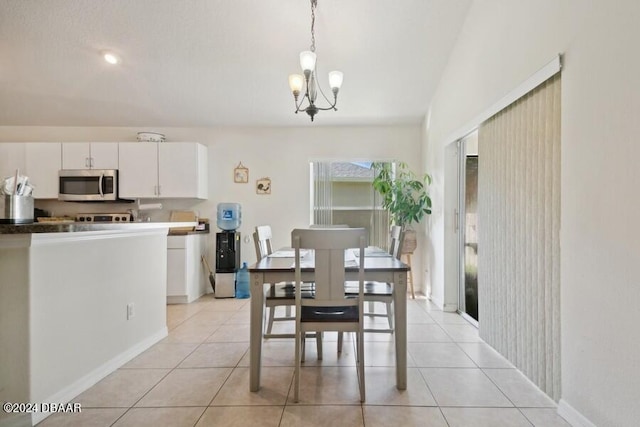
{"left": 401, "top": 229, "right": 417, "bottom": 254}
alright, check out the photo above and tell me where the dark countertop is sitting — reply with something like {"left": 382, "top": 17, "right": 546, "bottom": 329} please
{"left": 0, "top": 222, "right": 199, "bottom": 235}
{"left": 168, "top": 229, "right": 210, "bottom": 236}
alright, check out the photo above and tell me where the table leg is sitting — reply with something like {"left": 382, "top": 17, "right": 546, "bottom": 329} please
{"left": 393, "top": 271, "right": 407, "bottom": 390}
{"left": 250, "top": 272, "right": 265, "bottom": 392}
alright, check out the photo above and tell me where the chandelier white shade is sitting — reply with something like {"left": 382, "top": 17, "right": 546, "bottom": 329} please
{"left": 288, "top": 74, "right": 304, "bottom": 95}
{"left": 299, "top": 51, "right": 317, "bottom": 73}
{"left": 288, "top": 0, "right": 342, "bottom": 121}
{"left": 328, "top": 71, "right": 344, "bottom": 91}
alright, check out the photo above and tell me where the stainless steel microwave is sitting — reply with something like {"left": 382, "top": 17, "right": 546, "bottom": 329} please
{"left": 58, "top": 169, "right": 118, "bottom": 201}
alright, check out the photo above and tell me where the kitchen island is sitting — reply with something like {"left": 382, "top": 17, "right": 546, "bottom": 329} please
{"left": 0, "top": 222, "right": 195, "bottom": 426}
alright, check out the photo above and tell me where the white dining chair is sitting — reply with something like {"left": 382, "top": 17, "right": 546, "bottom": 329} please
{"left": 253, "top": 225, "right": 295, "bottom": 337}
{"left": 253, "top": 225, "right": 320, "bottom": 358}
{"left": 345, "top": 225, "right": 403, "bottom": 333}
{"left": 292, "top": 227, "right": 366, "bottom": 402}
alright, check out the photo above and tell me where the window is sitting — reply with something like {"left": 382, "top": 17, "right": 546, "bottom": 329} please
{"left": 310, "top": 161, "right": 390, "bottom": 248}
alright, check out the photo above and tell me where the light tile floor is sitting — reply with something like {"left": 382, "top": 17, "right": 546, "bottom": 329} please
{"left": 38, "top": 295, "right": 571, "bottom": 427}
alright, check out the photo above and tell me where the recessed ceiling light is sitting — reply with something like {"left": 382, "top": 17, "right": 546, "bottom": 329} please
{"left": 102, "top": 51, "right": 120, "bottom": 65}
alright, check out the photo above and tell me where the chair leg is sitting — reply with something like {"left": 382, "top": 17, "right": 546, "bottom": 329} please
{"left": 405, "top": 253, "right": 415, "bottom": 299}
{"left": 316, "top": 331, "right": 323, "bottom": 360}
{"left": 301, "top": 334, "right": 306, "bottom": 363}
{"left": 386, "top": 301, "right": 394, "bottom": 330}
{"left": 294, "top": 329, "right": 302, "bottom": 403}
{"left": 265, "top": 306, "right": 276, "bottom": 336}
{"left": 357, "top": 330, "right": 365, "bottom": 402}
{"left": 337, "top": 332, "right": 343, "bottom": 353}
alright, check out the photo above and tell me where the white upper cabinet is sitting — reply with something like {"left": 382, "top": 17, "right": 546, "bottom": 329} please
{"left": 0, "top": 143, "right": 26, "bottom": 180}
{"left": 158, "top": 143, "right": 208, "bottom": 199}
{"left": 118, "top": 143, "right": 158, "bottom": 198}
{"left": 118, "top": 142, "right": 207, "bottom": 199}
{"left": 25, "top": 143, "right": 62, "bottom": 199}
{"left": 62, "top": 143, "right": 118, "bottom": 170}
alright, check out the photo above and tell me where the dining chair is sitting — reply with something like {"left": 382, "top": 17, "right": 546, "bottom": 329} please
{"left": 292, "top": 227, "right": 366, "bottom": 402}
{"left": 253, "top": 225, "right": 294, "bottom": 338}
{"left": 253, "top": 226, "right": 318, "bottom": 349}
{"left": 345, "top": 225, "right": 403, "bottom": 333}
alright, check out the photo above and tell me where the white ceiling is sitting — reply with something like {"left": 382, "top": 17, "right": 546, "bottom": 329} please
{"left": 0, "top": 0, "right": 472, "bottom": 127}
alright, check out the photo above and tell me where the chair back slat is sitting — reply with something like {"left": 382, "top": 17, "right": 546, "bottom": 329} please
{"left": 252, "top": 231, "right": 263, "bottom": 261}
{"left": 254, "top": 225, "right": 274, "bottom": 259}
{"left": 389, "top": 225, "right": 403, "bottom": 260}
{"left": 292, "top": 228, "right": 366, "bottom": 305}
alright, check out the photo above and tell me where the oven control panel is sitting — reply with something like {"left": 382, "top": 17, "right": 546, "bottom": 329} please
{"left": 76, "top": 213, "right": 132, "bottom": 223}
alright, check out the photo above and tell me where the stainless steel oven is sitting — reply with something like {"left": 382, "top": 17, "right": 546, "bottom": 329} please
{"left": 58, "top": 169, "right": 118, "bottom": 201}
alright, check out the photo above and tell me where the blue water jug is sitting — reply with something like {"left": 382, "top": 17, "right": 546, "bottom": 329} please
{"left": 235, "top": 262, "right": 250, "bottom": 299}
{"left": 217, "top": 202, "right": 241, "bottom": 231}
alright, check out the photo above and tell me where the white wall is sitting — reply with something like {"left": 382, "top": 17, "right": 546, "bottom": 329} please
{"left": 29, "top": 231, "right": 168, "bottom": 404}
{"left": 0, "top": 241, "right": 30, "bottom": 427}
{"left": 0, "top": 125, "right": 425, "bottom": 290}
{"left": 425, "top": 1, "right": 640, "bottom": 426}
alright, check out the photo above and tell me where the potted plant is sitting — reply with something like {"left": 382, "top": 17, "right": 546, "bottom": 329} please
{"left": 372, "top": 162, "right": 432, "bottom": 254}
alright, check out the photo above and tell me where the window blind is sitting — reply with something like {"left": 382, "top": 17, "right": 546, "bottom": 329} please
{"left": 478, "top": 73, "right": 561, "bottom": 400}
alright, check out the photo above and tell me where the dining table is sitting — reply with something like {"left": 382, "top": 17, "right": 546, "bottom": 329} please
{"left": 248, "top": 246, "right": 410, "bottom": 392}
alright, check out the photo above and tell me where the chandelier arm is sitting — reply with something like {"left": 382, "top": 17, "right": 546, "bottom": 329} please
{"left": 314, "top": 64, "right": 336, "bottom": 107}
{"left": 294, "top": 92, "right": 311, "bottom": 113}
{"left": 314, "top": 102, "right": 338, "bottom": 112}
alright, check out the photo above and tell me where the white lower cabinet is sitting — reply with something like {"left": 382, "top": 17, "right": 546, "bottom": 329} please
{"left": 167, "top": 233, "right": 209, "bottom": 304}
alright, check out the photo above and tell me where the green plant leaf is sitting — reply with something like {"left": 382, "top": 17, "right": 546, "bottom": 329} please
{"left": 372, "top": 161, "right": 433, "bottom": 227}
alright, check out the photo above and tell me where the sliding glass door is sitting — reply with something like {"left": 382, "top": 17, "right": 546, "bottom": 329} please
{"left": 457, "top": 132, "right": 479, "bottom": 323}
{"left": 310, "top": 161, "right": 390, "bottom": 249}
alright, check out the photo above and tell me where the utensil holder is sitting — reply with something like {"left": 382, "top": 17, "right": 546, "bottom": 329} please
{"left": 2, "top": 195, "right": 34, "bottom": 224}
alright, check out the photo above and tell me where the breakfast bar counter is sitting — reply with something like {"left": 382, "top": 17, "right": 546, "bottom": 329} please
{"left": 0, "top": 222, "right": 194, "bottom": 426}
{"left": 0, "top": 221, "right": 197, "bottom": 234}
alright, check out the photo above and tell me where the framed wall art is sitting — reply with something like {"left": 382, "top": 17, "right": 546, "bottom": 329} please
{"left": 256, "top": 177, "right": 271, "bottom": 195}
{"left": 234, "top": 162, "right": 249, "bottom": 183}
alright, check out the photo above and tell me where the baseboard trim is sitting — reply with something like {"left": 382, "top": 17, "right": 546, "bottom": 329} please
{"left": 557, "top": 399, "right": 597, "bottom": 427}
{"left": 167, "top": 295, "right": 188, "bottom": 304}
{"left": 31, "top": 327, "right": 168, "bottom": 425}
{"left": 429, "top": 295, "right": 444, "bottom": 309}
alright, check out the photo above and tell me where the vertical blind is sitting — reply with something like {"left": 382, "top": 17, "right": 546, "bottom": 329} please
{"left": 478, "top": 73, "right": 561, "bottom": 400}
{"left": 371, "top": 187, "right": 389, "bottom": 249}
{"left": 312, "top": 161, "right": 333, "bottom": 225}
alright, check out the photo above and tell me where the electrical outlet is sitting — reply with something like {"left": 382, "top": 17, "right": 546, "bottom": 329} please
{"left": 127, "top": 303, "right": 135, "bottom": 320}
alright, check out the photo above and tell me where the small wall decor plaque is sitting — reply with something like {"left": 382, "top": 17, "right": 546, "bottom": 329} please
{"left": 256, "top": 177, "right": 271, "bottom": 195}
{"left": 234, "top": 162, "right": 249, "bottom": 183}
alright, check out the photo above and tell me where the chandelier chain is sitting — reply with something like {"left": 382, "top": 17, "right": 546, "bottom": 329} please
{"left": 310, "top": 0, "right": 317, "bottom": 52}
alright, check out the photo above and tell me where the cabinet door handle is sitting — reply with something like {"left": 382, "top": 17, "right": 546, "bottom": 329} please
{"left": 90, "top": 157, "right": 94, "bottom": 168}
{"left": 158, "top": 185, "right": 161, "bottom": 196}
{"left": 85, "top": 157, "right": 89, "bottom": 168}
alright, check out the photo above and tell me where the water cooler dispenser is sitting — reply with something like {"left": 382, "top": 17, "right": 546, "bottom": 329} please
{"left": 214, "top": 203, "right": 241, "bottom": 298}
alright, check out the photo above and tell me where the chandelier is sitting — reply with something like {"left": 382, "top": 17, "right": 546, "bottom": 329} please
{"left": 288, "top": 0, "right": 343, "bottom": 122}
